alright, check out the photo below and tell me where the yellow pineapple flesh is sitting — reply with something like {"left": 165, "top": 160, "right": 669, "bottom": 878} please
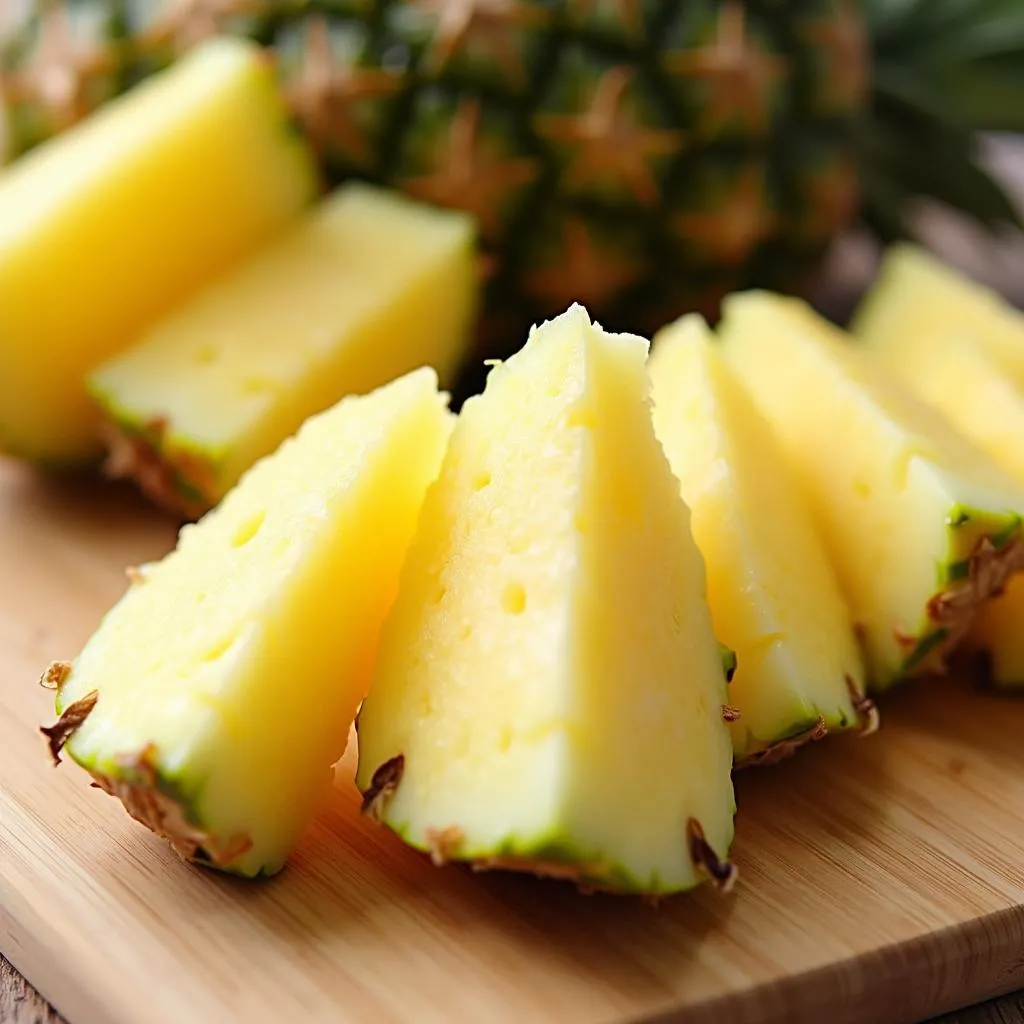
{"left": 853, "top": 243, "right": 1024, "bottom": 385}
{"left": 856, "top": 262, "right": 1024, "bottom": 688}
{"left": 354, "top": 305, "right": 736, "bottom": 896}
{"left": 649, "top": 314, "right": 870, "bottom": 763}
{"left": 88, "top": 183, "right": 476, "bottom": 517}
{"left": 719, "top": 291, "right": 1024, "bottom": 690}
{"left": 43, "top": 368, "right": 453, "bottom": 877}
{"left": 0, "top": 37, "right": 318, "bottom": 464}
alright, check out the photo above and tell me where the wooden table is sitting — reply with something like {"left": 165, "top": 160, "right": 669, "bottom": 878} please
{"left": 3, "top": 137, "right": 1024, "bottom": 1024}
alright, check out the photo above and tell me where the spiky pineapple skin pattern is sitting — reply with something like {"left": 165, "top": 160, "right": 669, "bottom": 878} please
{"left": 1, "top": 0, "right": 867, "bottom": 349}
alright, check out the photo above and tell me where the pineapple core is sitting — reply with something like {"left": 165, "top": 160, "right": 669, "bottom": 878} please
{"left": 0, "top": 37, "right": 317, "bottom": 464}
{"left": 48, "top": 369, "right": 453, "bottom": 877}
{"left": 88, "top": 183, "right": 476, "bottom": 517}
{"left": 719, "top": 291, "right": 1024, "bottom": 691}
{"left": 649, "top": 315, "right": 868, "bottom": 763}
{"left": 856, "top": 258, "right": 1024, "bottom": 688}
{"left": 355, "top": 305, "right": 736, "bottom": 896}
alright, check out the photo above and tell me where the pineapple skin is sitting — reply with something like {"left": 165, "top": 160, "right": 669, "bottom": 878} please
{"left": 0, "top": 36, "right": 318, "bottom": 465}
{"left": 718, "top": 291, "right": 1024, "bottom": 691}
{"left": 87, "top": 182, "right": 478, "bottom": 518}
{"left": 45, "top": 368, "right": 453, "bottom": 878}
{"left": 355, "top": 305, "right": 736, "bottom": 896}
{"left": 1, "top": 0, "right": 867, "bottom": 347}
{"left": 649, "top": 313, "right": 868, "bottom": 763}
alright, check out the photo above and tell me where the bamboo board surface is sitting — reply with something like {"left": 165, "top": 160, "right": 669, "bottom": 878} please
{"left": 4, "top": 456, "right": 1024, "bottom": 1024}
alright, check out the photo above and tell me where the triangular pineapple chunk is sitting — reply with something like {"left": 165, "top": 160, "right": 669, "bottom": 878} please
{"left": 649, "top": 315, "right": 870, "bottom": 764}
{"left": 42, "top": 369, "right": 453, "bottom": 877}
{"left": 88, "top": 182, "right": 476, "bottom": 518}
{"left": 0, "top": 38, "right": 317, "bottom": 464}
{"left": 853, "top": 243, "right": 1024, "bottom": 384}
{"left": 718, "top": 291, "right": 1024, "bottom": 690}
{"left": 354, "top": 305, "right": 736, "bottom": 896}
{"left": 858, "top": 297, "right": 1024, "bottom": 689}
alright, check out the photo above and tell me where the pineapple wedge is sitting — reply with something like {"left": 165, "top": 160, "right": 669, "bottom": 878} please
{"left": 649, "top": 315, "right": 871, "bottom": 764}
{"left": 42, "top": 368, "right": 453, "bottom": 877}
{"left": 718, "top": 291, "right": 1024, "bottom": 690}
{"left": 860, "top": 302, "right": 1024, "bottom": 688}
{"left": 354, "top": 305, "right": 737, "bottom": 897}
{"left": 853, "top": 243, "right": 1024, "bottom": 384}
{"left": 0, "top": 38, "right": 317, "bottom": 464}
{"left": 88, "top": 183, "right": 476, "bottom": 518}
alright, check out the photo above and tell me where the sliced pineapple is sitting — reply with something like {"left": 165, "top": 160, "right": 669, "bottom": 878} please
{"left": 0, "top": 37, "right": 318, "bottom": 465}
{"left": 354, "top": 305, "right": 736, "bottom": 896}
{"left": 42, "top": 368, "right": 453, "bottom": 878}
{"left": 88, "top": 183, "right": 477, "bottom": 518}
{"left": 718, "top": 291, "right": 1024, "bottom": 691}
{"left": 853, "top": 243, "right": 1024, "bottom": 384}
{"left": 860, "top": 311, "right": 1024, "bottom": 689}
{"left": 649, "top": 314, "right": 871, "bottom": 764}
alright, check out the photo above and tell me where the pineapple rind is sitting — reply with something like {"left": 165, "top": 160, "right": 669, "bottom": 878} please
{"left": 895, "top": 507, "right": 1024, "bottom": 679}
{"left": 88, "top": 396, "right": 220, "bottom": 518}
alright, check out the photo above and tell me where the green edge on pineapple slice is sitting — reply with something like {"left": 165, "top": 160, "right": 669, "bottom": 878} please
{"left": 0, "top": 36, "right": 318, "bottom": 465}
{"left": 41, "top": 368, "right": 453, "bottom": 877}
{"left": 854, "top": 255, "right": 1024, "bottom": 689}
{"left": 718, "top": 290, "right": 1024, "bottom": 691}
{"left": 355, "top": 304, "right": 737, "bottom": 897}
{"left": 649, "top": 313, "right": 873, "bottom": 766}
{"left": 86, "top": 181, "right": 477, "bottom": 519}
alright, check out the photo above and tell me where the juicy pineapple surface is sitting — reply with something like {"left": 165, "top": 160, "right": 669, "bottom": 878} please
{"left": 355, "top": 305, "right": 736, "bottom": 895}
{"left": 854, "top": 244, "right": 1024, "bottom": 385}
{"left": 859, "top": 297, "right": 1024, "bottom": 689}
{"left": 1, "top": 0, "right": 868, "bottom": 338}
{"left": 47, "top": 369, "right": 453, "bottom": 878}
{"left": 88, "top": 182, "right": 476, "bottom": 517}
{"left": 0, "top": 37, "right": 317, "bottom": 464}
{"left": 649, "top": 314, "right": 867, "bottom": 762}
{"left": 718, "top": 291, "right": 1024, "bottom": 690}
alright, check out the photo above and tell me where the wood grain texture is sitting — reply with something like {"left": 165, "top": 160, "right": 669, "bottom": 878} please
{"left": 5, "top": 464, "right": 1024, "bottom": 1024}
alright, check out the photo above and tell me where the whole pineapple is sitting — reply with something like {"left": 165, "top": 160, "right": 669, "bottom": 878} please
{"left": 1, "top": 0, "right": 1020, "bottom": 358}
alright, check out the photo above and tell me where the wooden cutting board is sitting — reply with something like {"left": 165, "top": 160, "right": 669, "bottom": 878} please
{"left": 4, "top": 457, "right": 1024, "bottom": 1024}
